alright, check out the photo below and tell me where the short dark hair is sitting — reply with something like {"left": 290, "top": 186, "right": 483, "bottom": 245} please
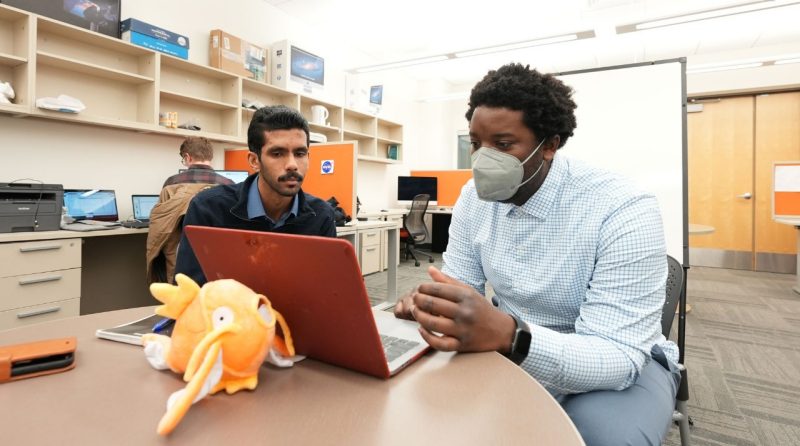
{"left": 465, "top": 63, "right": 577, "bottom": 148}
{"left": 247, "top": 105, "right": 310, "bottom": 154}
{"left": 179, "top": 136, "right": 214, "bottom": 161}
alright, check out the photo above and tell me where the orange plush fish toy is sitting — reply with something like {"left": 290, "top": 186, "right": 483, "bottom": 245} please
{"left": 142, "top": 274, "right": 295, "bottom": 435}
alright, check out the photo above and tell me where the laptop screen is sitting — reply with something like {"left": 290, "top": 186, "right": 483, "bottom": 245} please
{"left": 217, "top": 170, "right": 249, "bottom": 183}
{"left": 63, "top": 189, "right": 119, "bottom": 221}
{"left": 132, "top": 195, "right": 159, "bottom": 220}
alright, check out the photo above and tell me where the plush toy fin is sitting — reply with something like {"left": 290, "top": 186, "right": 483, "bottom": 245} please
{"left": 272, "top": 309, "right": 295, "bottom": 357}
{"left": 150, "top": 274, "right": 200, "bottom": 320}
{"left": 157, "top": 341, "right": 223, "bottom": 436}
{"left": 184, "top": 323, "right": 238, "bottom": 382}
{"left": 142, "top": 333, "right": 172, "bottom": 370}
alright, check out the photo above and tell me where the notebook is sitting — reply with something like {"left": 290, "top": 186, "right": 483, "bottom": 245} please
{"left": 121, "top": 194, "right": 158, "bottom": 228}
{"left": 95, "top": 313, "right": 173, "bottom": 345}
{"left": 184, "top": 226, "right": 429, "bottom": 379}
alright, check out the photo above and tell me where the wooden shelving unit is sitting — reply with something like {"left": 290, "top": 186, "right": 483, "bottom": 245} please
{"left": 0, "top": 3, "right": 403, "bottom": 156}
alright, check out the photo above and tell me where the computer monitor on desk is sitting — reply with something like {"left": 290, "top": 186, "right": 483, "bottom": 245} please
{"left": 63, "top": 189, "right": 119, "bottom": 221}
{"left": 397, "top": 176, "right": 437, "bottom": 204}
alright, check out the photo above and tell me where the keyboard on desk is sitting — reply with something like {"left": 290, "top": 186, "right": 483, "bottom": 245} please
{"left": 380, "top": 334, "right": 421, "bottom": 363}
{"left": 61, "top": 220, "right": 120, "bottom": 232}
{"left": 120, "top": 220, "right": 149, "bottom": 229}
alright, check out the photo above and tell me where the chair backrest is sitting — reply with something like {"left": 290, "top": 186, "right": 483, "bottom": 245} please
{"left": 403, "top": 193, "right": 430, "bottom": 242}
{"left": 661, "top": 255, "right": 684, "bottom": 338}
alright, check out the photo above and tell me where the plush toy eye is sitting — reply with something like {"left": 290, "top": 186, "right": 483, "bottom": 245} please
{"left": 212, "top": 306, "right": 234, "bottom": 329}
{"left": 258, "top": 303, "right": 273, "bottom": 325}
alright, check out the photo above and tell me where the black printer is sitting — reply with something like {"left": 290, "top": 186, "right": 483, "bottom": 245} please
{"left": 0, "top": 182, "right": 63, "bottom": 233}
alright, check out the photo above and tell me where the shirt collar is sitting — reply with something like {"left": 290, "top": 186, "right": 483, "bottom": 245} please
{"left": 246, "top": 179, "right": 299, "bottom": 222}
{"left": 504, "top": 152, "right": 567, "bottom": 220}
{"left": 187, "top": 164, "right": 213, "bottom": 170}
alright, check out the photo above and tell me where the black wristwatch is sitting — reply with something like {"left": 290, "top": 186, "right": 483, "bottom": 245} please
{"left": 504, "top": 313, "right": 531, "bottom": 365}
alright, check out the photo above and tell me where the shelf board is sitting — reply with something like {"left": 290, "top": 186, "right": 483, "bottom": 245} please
{"left": 309, "top": 122, "right": 341, "bottom": 133}
{"left": 344, "top": 108, "right": 376, "bottom": 120}
{"left": 161, "top": 90, "right": 238, "bottom": 110}
{"left": 30, "top": 108, "right": 154, "bottom": 132}
{"left": 358, "top": 155, "right": 400, "bottom": 164}
{"left": 0, "top": 102, "right": 28, "bottom": 115}
{"left": 300, "top": 96, "right": 341, "bottom": 110}
{"left": 242, "top": 78, "right": 296, "bottom": 97}
{"left": 37, "top": 51, "right": 153, "bottom": 84}
{"left": 377, "top": 137, "right": 402, "bottom": 145}
{"left": 160, "top": 53, "right": 239, "bottom": 80}
{"left": 156, "top": 125, "right": 244, "bottom": 144}
{"left": 37, "top": 17, "right": 153, "bottom": 57}
{"left": 0, "top": 52, "right": 26, "bottom": 67}
{"left": 343, "top": 129, "right": 373, "bottom": 139}
{"left": 377, "top": 117, "right": 402, "bottom": 127}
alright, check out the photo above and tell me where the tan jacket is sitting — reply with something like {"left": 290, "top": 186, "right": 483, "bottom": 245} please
{"left": 146, "top": 182, "right": 216, "bottom": 284}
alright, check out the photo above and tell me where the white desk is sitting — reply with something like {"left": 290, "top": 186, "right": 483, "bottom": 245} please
{"left": 775, "top": 218, "right": 800, "bottom": 294}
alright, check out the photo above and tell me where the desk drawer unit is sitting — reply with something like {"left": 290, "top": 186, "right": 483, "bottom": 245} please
{"left": 0, "top": 297, "right": 80, "bottom": 330}
{"left": 0, "top": 239, "right": 81, "bottom": 278}
{"left": 360, "top": 229, "right": 382, "bottom": 275}
{"left": 0, "top": 268, "right": 81, "bottom": 312}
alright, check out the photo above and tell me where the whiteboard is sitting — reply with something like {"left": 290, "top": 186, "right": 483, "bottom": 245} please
{"left": 557, "top": 61, "right": 686, "bottom": 264}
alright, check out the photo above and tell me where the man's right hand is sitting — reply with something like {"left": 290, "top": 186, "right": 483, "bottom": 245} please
{"left": 393, "top": 288, "right": 418, "bottom": 321}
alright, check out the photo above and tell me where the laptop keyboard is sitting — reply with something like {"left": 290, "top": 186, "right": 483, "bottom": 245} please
{"left": 380, "top": 334, "right": 420, "bottom": 363}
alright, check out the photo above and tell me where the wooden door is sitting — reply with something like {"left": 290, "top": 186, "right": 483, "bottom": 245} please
{"left": 754, "top": 92, "right": 800, "bottom": 273}
{"left": 688, "top": 96, "right": 754, "bottom": 269}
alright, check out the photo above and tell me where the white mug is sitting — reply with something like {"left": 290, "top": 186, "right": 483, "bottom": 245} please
{"left": 310, "top": 105, "right": 329, "bottom": 125}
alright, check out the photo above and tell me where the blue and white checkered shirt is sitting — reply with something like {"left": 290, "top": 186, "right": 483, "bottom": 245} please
{"left": 442, "top": 153, "right": 679, "bottom": 397}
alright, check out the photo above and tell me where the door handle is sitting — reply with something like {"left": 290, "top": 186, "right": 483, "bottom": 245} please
{"left": 737, "top": 192, "right": 752, "bottom": 199}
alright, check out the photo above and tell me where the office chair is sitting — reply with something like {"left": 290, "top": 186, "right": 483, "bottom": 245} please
{"left": 663, "top": 255, "right": 692, "bottom": 446}
{"left": 400, "top": 193, "right": 435, "bottom": 267}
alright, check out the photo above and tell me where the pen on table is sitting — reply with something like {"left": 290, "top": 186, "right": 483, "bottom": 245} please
{"left": 152, "top": 318, "right": 174, "bottom": 333}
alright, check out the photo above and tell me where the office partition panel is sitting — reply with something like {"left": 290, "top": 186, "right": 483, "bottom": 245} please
{"left": 557, "top": 59, "right": 687, "bottom": 264}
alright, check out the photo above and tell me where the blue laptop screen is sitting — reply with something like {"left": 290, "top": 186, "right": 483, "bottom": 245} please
{"left": 132, "top": 195, "right": 159, "bottom": 220}
{"left": 217, "top": 170, "right": 249, "bottom": 183}
{"left": 64, "top": 190, "right": 118, "bottom": 221}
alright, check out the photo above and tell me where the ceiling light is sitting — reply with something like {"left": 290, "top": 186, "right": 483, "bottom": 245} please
{"left": 453, "top": 33, "right": 585, "bottom": 58}
{"left": 354, "top": 55, "right": 451, "bottom": 73}
{"left": 687, "top": 62, "right": 763, "bottom": 74}
{"left": 616, "top": 1, "right": 800, "bottom": 33}
{"left": 349, "top": 30, "right": 594, "bottom": 74}
{"left": 775, "top": 57, "right": 800, "bottom": 65}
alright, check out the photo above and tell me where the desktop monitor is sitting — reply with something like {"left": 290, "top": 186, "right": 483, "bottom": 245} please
{"left": 217, "top": 170, "right": 249, "bottom": 184}
{"left": 1, "top": 0, "right": 121, "bottom": 37}
{"left": 290, "top": 45, "right": 324, "bottom": 88}
{"left": 397, "top": 176, "right": 438, "bottom": 202}
{"left": 63, "top": 189, "right": 119, "bottom": 221}
{"left": 369, "top": 85, "right": 383, "bottom": 105}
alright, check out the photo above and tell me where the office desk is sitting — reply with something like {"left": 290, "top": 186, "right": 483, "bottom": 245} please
{"left": 0, "top": 223, "right": 398, "bottom": 331}
{"left": 0, "top": 228, "right": 152, "bottom": 329}
{"left": 337, "top": 221, "right": 398, "bottom": 301}
{"left": 0, "top": 307, "right": 584, "bottom": 445}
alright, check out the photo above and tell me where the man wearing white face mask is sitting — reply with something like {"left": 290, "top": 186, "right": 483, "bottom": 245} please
{"left": 394, "top": 64, "right": 679, "bottom": 446}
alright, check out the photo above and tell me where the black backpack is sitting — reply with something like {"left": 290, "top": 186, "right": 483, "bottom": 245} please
{"left": 326, "top": 196, "right": 351, "bottom": 227}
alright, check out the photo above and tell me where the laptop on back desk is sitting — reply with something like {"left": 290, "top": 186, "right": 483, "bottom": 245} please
{"left": 184, "top": 225, "right": 429, "bottom": 378}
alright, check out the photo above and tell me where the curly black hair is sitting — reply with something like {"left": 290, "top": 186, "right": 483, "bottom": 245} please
{"left": 465, "top": 63, "right": 577, "bottom": 148}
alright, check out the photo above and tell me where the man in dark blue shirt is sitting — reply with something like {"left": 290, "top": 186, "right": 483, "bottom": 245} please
{"left": 175, "top": 106, "right": 337, "bottom": 285}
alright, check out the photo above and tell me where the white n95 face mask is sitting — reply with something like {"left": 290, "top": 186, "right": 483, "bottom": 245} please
{"left": 470, "top": 138, "right": 547, "bottom": 201}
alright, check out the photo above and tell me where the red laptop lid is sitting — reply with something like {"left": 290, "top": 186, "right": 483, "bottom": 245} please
{"left": 184, "top": 226, "right": 391, "bottom": 378}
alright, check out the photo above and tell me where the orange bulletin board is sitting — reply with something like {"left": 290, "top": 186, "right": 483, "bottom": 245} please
{"left": 303, "top": 142, "right": 357, "bottom": 219}
{"left": 224, "top": 149, "right": 257, "bottom": 174}
{"left": 774, "top": 162, "right": 800, "bottom": 218}
{"left": 410, "top": 170, "right": 473, "bottom": 207}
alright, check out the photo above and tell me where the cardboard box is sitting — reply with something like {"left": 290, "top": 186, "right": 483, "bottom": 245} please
{"left": 121, "top": 18, "right": 190, "bottom": 59}
{"left": 210, "top": 30, "right": 267, "bottom": 81}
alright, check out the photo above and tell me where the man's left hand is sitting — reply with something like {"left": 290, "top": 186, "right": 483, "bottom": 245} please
{"left": 411, "top": 266, "right": 516, "bottom": 353}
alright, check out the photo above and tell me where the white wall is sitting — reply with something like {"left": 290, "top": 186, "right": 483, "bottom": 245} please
{"left": 0, "top": 115, "right": 226, "bottom": 219}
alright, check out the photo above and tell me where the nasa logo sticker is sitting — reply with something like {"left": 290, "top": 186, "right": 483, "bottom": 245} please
{"left": 321, "top": 160, "right": 334, "bottom": 174}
